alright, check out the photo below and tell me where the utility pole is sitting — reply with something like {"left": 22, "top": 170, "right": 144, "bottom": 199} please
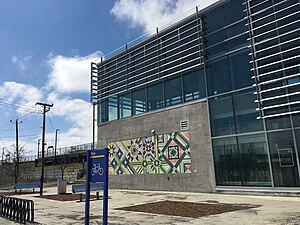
{"left": 36, "top": 102, "right": 53, "bottom": 196}
{"left": 54, "top": 129, "right": 60, "bottom": 164}
{"left": 10, "top": 119, "right": 22, "bottom": 185}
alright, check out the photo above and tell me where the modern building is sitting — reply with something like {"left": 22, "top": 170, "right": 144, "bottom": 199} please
{"left": 91, "top": 0, "right": 300, "bottom": 193}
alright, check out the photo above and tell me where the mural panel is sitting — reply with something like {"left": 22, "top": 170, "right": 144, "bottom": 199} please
{"left": 108, "top": 131, "right": 191, "bottom": 175}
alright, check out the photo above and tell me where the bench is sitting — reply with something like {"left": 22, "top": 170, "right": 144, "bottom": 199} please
{"left": 72, "top": 183, "right": 104, "bottom": 202}
{"left": 14, "top": 182, "right": 40, "bottom": 193}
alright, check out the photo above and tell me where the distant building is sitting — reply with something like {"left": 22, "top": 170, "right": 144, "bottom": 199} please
{"left": 91, "top": 0, "right": 300, "bottom": 192}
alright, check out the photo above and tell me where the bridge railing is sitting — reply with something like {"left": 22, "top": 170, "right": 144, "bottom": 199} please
{"left": 17, "top": 142, "right": 97, "bottom": 163}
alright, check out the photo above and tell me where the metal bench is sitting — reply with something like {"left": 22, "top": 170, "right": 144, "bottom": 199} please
{"left": 72, "top": 183, "right": 104, "bottom": 202}
{"left": 14, "top": 182, "right": 40, "bottom": 193}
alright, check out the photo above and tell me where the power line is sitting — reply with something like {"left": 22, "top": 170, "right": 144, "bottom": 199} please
{"left": 0, "top": 99, "right": 41, "bottom": 115}
{"left": 47, "top": 113, "right": 55, "bottom": 133}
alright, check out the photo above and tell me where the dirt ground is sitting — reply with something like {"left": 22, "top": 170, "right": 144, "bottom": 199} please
{"left": 116, "top": 200, "right": 253, "bottom": 218}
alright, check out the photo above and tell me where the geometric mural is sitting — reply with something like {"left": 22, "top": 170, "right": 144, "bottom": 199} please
{"left": 107, "top": 131, "right": 192, "bottom": 175}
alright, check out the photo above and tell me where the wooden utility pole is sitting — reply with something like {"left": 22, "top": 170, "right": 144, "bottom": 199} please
{"left": 36, "top": 102, "right": 53, "bottom": 196}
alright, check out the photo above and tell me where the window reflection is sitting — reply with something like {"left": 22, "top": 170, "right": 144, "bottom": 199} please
{"left": 148, "top": 82, "right": 164, "bottom": 111}
{"left": 209, "top": 94, "right": 235, "bottom": 136}
{"left": 213, "top": 135, "right": 271, "bottom": 186}
{"left": 268, "top": 131, "right": 300, "bottom": 187}
{"left": 233, "top": 90, "right": 263, "bottom": 133}
{"left": 164, "top": 76, "right": 182, "bottom": 106}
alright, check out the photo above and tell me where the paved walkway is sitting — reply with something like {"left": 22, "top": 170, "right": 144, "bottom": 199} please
{"left": 0, "top": 186, "right": 300, "bottom": 224}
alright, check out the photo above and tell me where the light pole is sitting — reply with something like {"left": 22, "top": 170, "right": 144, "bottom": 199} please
{"left": 37, "top": 139, "right": 41, "bottom": 158}
{"left": 10, "top": 119, "right": 22, "bottom": 185}
{"left": 54, "top": 129, "right": 60, "bottom": 164}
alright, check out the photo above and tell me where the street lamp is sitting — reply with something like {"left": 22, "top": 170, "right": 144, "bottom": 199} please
{"left": 54, "top": 129, "right": 60, "bottom": 164}
{"left": 37, "top": 139, "right": 41, "bottom": 158}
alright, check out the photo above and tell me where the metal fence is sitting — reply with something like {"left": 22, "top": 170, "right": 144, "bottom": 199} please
{"left": 17, "top": 142, "right": 97, "bottom": 163}
{"left": 0, "top": 196, "right": 34, "bottom": 224}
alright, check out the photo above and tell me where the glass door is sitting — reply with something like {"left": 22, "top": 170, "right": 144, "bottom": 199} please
{"left": 268, "top": 130, "right": 300, "bottom": 187}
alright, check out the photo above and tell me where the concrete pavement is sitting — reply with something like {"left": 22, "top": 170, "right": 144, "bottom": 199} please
{"left": 0, "top": 186, "right": 300, "bottom": 224}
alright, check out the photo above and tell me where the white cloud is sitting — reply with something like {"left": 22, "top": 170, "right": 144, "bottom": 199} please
{"left": 111, "top": 0, "right": 219, "bottom": 34}
{"left": 11, "top": 54, "right": 33, "bottom": 72}
{"left": 46, "top": 51, "right": 102, "bottom": 94}
{"left": 47, "top": 92, "right": 93, "bottom": 147}
{"left": 0, "top": 81, "right": 43, "bottom": 114}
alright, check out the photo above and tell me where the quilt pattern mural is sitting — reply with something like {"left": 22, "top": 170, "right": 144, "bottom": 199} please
{"left": 108, "top": 131, "right": 192, "bottom": 175}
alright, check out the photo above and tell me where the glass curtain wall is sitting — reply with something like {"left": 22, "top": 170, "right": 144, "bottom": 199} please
{"left": 95, "top": 0, "right": 300, "bottom": 188}
{"left": 245, "top": 0, "right": 300, "bottom": 187}
{"left": 213, "top": 134, "right": 271, "bottom": 186}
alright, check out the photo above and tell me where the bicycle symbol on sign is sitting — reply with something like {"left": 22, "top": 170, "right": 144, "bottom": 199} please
{"left": 91, "top": 163, "right": 104, "bottom": 176}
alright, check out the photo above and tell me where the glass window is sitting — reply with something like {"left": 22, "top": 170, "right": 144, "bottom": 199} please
{"left": 132, "top": 88, "right": 147, "bottom": 115}
{"left": 205, "top": 31, "right": 225, "bottom": 47}
{"left": 99, "top": 100, "right": 107, "bottom": 123}
{"left": 204, "top": 5, "right": 224, "bottom": 34}
{"left": 213, "top": 137, "right": 242, "bottom": 185}
{"left": 287, "top": 77, "right": 300, "bottom": 85}
{"left": 206, "top": 42, "right": 227, "bottom": 60}
{"left": 229, "top": 50, "right": 253, "bottom": 90}
{"left": 226, "top": 22, "right": 247, "bottom": 38}
{"left": 293, "top": 115, "right": 300, "bottom": 128}
{"left": 207, "top": 57, "right": 231, "bottom": 96}
{"left": 209, "top": 94, "right": 235, "bottom": 136}
{"left": 266, "top": 116, "right": 291, "bottom": 130}
{"left": 295, "top": 129, "right": 300, "bottom": 171}
{"left": 237, "top": 134, "right": 271, "bottom": 186}
{"left": 223, "top": 0, "right": 246, "bottom": 25}
{"left": 268, "top": 131, "right": 300, "bottom": 187}
{"left": 119, "top": 93, "right": 132, "bottom": 118}
{"left": 108, "top": 96, "right": 118, "bottom": 121}
{"left": 183, "top": 67, "right": 206, "bottom": 102}
{"left": 148, "top": 82, "right": 164, "bottom": 111}
{"left": 164, "top": 76, "right": 182, "bottom": 106}
{"left": 233, "top": 90, "right": 263, "bottom": 133}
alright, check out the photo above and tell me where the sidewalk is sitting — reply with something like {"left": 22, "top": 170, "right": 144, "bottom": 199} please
{"left": 1, "top": 186, "right": 300, "bottom": 224}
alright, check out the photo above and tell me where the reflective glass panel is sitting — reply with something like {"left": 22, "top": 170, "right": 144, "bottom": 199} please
{"left": 209, "top": 94, "right": 235, "bottom": 136}
{"left": 132, "top": 88, "right": 147, "bottom": 115}
{"left": 266, "top": 116, "right": 291, "bottom": 130}
{"left": 183, "top": 68, "right": 206, "bottom": 102}
{"left": 213, "top": 137, "right": 241, "bottom": 185}
{"left": 293, "top": 114, "right": 300, "bottom": 128}
{"left": 237, "top": 134, "right": 271, "bottom": 186}
{"left": 148, "top": 82, "right": 164, "bottom": 111}
{"left": 207, "top": 57, "right": 231, "bottom": 96}
{"left": 108, "top": 96, "right": 118, "bottom": 121}
{"left": 204, "top": 5, "right": 224, "bottom": 34}
{"left": 229, "top": 50, "right": 253, "bottom": 90}
{"left": 164, "top": 76, "right": 182, "bottom": 106}
{"left": 119, "top": 93, "right": 132, "bottom": 118}
{"left": 233, "top": 90, "right": 263, "bottom": 133}
{"left": 99, "top": 101, "right": 107, "bottom": 123}
{"left": 268, "top": 130, "right": 300, "bottom": 187}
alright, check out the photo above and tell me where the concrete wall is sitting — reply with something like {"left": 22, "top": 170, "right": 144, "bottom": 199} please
{"left": 98, "top": 100, "right": 215, "bottom": 192}
{"left": 22, "top": 169, "right": 82, "bottom": 182}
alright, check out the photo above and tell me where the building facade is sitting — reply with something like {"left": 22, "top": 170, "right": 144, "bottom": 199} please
{"left": 91, "top": 0, "right": 300, "bottom": 192}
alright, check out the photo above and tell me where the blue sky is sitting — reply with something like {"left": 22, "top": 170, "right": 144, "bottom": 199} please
{"left": 0, "top": 0, "right": 216, "bottom": 157}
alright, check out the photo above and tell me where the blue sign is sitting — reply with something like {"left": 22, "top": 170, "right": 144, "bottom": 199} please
{"left": 85, "top": 148, "right": 109, "bottom": 225}
{"left": 90, "top": 149, "right": 107, "bottom": 183}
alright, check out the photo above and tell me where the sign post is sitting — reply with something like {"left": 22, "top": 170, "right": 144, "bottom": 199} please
{"left": 85, "top": 148, "right": 109, "bottom": 225}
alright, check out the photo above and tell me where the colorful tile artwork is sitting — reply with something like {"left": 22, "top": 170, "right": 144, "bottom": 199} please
{"left": 108, "top": 131, "right": 192, "bottom": 175}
